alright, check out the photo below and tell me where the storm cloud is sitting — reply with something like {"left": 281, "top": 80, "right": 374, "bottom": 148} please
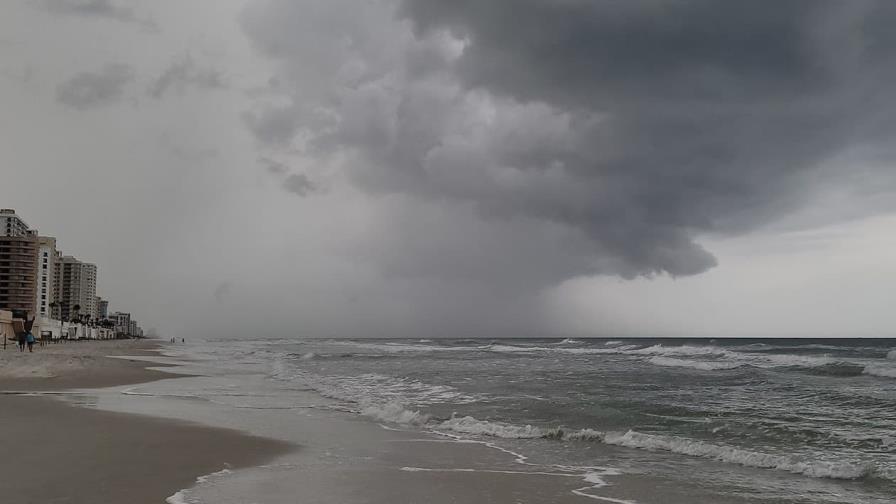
{"left": 282, "top": 173, "right": 317, "bottom": 196}
{"left": 3, "top": 1, "right": 895, "bottom": 338}
{"left": 56, "top": 63, "right": 133, "bottom": 109}
{"left": 42, "top": 0, "right": 137, "bottom": 23}
{"left": 241, "top": 0, "right": 896, "bottom": 283}
{"left": 149, "top": 56, "right": 225, "bottom": 99}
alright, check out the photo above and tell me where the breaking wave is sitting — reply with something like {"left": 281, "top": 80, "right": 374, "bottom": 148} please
{"left": 359, "top": 406, "right": 881, "bottom": 482}
{"left": 602, "top": 430, "right": 872, "bottom": 480}
{"left": 361, "top": 402, "right": 431, "bottom": 425}
{"left": 648, "top": 356, "right": 745, "bottom": 371}
{"left": 863, "top": 364, "right": 896, "bottom": 379}
{"left": 437, "top": 415, "right": 548, "bottom": 439}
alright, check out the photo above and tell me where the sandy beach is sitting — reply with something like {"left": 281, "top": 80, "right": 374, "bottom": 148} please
{"left": 0, "top": 340, "right": 292, "bottom": 504}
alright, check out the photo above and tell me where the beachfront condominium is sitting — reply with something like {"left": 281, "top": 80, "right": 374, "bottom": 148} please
{"left": 36, "top": 236, "right": 57, "bottom": 317}
{"left": 2, "top": 208, "right": 31, "bottom": 237}
{"left": 54, "top": 256, "right": 98, "bottom": 320}
{"left": 0, "top": 209, "right": 39, "bottom": 314}
{"left": 0, "top": 234, "right": 39, "bottom": 314}
{"left": 109, "top": 311, "right": 131, "bottom": 335}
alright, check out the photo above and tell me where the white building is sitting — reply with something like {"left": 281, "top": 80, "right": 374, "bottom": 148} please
{"left": 109, "top": 311, "right": 131, "bottom": 335}
{"left": 35, "top": 236, "right": 57, "bottom": 317}
{"left": 1, "top": 208, "right": 32, "bottom": 237}
{"left": 54, "top": 256, "right": 98, "bottom": 320}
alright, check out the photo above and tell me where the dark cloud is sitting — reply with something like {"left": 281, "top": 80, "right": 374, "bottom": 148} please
{"left": 149, "top": 56, "right": 225, "bottom": 99}
{"left": 242, "top": 105, "right": 301, "bottom": 147}
{"left": 241, "top": 0, "right": 896, "bottom": 283}
{"left": 259, "top": 157, "right": 289, "bottom": 174}
{"left": 56, "top": 63, "right": 133, "bottom": 109}
{"left": 43, "top": 0, "right": 136, "bottom": 22}
{"left": 282, "top": 173, "right": 316, "bottom": 196}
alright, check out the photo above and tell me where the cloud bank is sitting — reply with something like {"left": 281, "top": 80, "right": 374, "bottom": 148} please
{"left": 240, "top": 0, "right": 896, "bottom": 289}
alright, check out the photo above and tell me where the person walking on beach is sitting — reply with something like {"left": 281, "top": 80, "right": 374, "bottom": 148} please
{"left": 26, "top": 331, "right": 35, "bottom": 352}
{"left": 17, "top": 330, "right": 26, "bottom": 352}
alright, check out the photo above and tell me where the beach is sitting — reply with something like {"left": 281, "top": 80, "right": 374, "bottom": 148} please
{"left": 1, "top": 338, "right": 893, "bottom": 504}
{"left": 0, "top": 339, "right": 649, "bottom": 504}
{"left": 0, "top": 340, "right": 291, "bottom": 504}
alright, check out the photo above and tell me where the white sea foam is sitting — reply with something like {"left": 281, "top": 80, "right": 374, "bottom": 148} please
{"left": 630, "top": 344, "right": 730, "bottom": 357}
{"left": 166, "top": 468, "right": 233, "bottom": 504}
{"left": 437, "top": 415, "right": 547, "bottom": 438}
{"left": 603, "top": 430, "right": 870, "bottom": 480}
{"left": 648, "top": 356, "right": 744, "bottom": 371}
{"left": 562, "top": 428, "right": 606, "bottom": 442}
{"left": 360, "top": 401, "right": 431, "bottom": 425}
{"left": 756, "top": 353, "right": 837, "bottom": 368}
{"left": 487, "top": 344, "right": 546, "bottom": 353}
{"left": 289, "top": 370, "right": 482, "bottom": 407}
{"left": 863, "top": 364, "right": 896, "bottom": 379}
{"left": 887, "top": 349, "right": 896, "bottom": 360}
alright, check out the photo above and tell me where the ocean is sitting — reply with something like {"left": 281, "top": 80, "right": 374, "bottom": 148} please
{"left": 101, "top": 338, "right": 896, "bottom": 503}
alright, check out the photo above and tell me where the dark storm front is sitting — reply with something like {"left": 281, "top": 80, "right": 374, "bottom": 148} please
{"left": 261, "top": 338, "right": 896, "bottom": 503}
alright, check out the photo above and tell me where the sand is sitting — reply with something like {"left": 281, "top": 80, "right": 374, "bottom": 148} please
{"left": 0, "top": 340, "right": 293, "bottom": 504}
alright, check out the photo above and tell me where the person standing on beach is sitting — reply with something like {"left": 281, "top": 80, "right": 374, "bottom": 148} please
{"left": 17, "top": 330, "right": 26, "bottom": 352}
{"left": 26, "top": 331, "right": 35, "bottom": 352}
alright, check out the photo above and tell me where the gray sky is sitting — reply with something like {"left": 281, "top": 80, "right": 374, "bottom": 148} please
{"left": 1, "top": 0, "right": 894, "bottom": 338}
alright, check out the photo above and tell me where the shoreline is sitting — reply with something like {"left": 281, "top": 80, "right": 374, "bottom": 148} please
{"left": 0, "top": 340, "right": 294, "bottom": 504}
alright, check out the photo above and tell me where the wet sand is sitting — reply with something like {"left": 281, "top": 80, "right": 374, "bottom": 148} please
{"left": 0, "top": 340, "right": 292, "bottom": 504}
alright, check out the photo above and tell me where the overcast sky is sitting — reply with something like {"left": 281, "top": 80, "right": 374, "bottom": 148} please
{"left": 1, "top": 0, "right": 895, "bottom": 338}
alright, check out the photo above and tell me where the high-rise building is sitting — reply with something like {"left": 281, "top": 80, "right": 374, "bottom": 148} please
{"left": 54, "top": 256, "right": 98, "bottom": 320}
{"left": 0, "top": 234, "right": 39, "bottom": 314}
{"left": 35, "top": 236, "right": 57, "bottom": 317}
{"left": 0, "top": 210, "right": 40, "bottom": 314}
{"left": 96, "top": 296, "right": 109, "bottom": 318}
{"left": 1, "top": 209, "right": 32, "bottom": 237}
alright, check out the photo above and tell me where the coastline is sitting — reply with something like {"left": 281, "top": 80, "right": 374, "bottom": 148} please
{"left": 0, "top": 340, "right": 293, "bottom": 504}
{"left": 3, "top": 339, "right": 851, "bottom": 504}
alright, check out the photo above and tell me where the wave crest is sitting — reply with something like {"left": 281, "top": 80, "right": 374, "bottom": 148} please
{"left": 438, "top": 415, "right": 547, "bottom": 439}
{"left": 603, "top": 430, "right": 871, "bottom": 480}
{"left": 648, "top": 356, "right": 744, "bottom": 371}
{"left": 361, "top": 402, "right": 430, "bottom": 425}
{"left": 863, "top": 364, "right": 896, "bottom": 379}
